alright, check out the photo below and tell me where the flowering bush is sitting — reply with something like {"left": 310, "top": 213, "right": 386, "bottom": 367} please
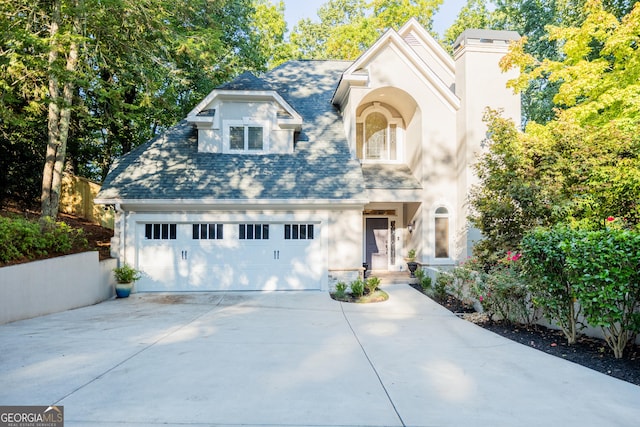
{"left": 471, "top": 252, "right": 536, "bottom": 324}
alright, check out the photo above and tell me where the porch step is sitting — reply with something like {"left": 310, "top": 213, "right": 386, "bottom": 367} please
{"left": 366, "top": 271, "right": 412, "bottom": 285}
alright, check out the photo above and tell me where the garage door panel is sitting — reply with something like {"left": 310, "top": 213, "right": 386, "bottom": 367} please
{"left": 136, "top": 222, "right": 325, "bottom": 291}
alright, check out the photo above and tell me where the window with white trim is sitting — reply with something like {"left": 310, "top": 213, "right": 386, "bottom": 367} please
{"left": 145, "top": 223, "right": 177, "bottom": 240}
{"left": 239, "top": 224, "right": 270, "bottom": 240}
{"left": 356, "top": 103, "right": 402, "bottom": 162}
{"left": 192, "top": 224, "right": 224, "bottom": 240}
{"left": 225, "top": 119, "right": 268, "bottom": 153}
{"left": 284, "top": 224, "right": 314, "bottom": 240}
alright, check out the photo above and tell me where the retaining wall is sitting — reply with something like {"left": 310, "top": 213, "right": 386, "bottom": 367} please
{"left": 0, "top": 252, "right": 116, "bottom": 325}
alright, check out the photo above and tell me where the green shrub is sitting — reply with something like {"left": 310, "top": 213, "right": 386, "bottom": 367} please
{"left": 414, "top": 268, "right": 432, "bottom": 293}
{"left": 0, "top": 215, "right": 88, "bottom": 264}
{"left": 350, "top": 278, "right": 364, "bottom": 298}
{"left": 470, "top": 253, "right": 536, "bottom": 324}
{"left": 566, "top": 228, "right": 640, "bottom": 358}
{"left": 365, "top": 276, "right": 380, "bottom": 294}
{"left": 521, "top": 226, "right": 581, "bottom": 344}
{"left": 434, "top": 272, "right": 452, "bottom": 301}
{"left": 334, "top": 281, "right": 347, "bottom": 299}
{"left": 113, "top": 264, "right": 141, "bottom": 283}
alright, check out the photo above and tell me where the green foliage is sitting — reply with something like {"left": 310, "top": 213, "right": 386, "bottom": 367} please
{"left": 468, "top": 253, "right": 536, "bottom": 324}
{"left": 520, "top": 226, "right": 582, "bottom": 344}
{"left": 520, "top": 226, "right": 640, "bottom": 358}
{"left": 434, "top": 271, "right": 453, "bottom": 301}
{"left": 442, "top": 0, "right": 495, "bottom": 51}
{"left": 113, "top": 264, "right": 142, "bottom": 284}
{"left": 0, "top": 0, "right": 284, "bottom": 209}
{"left": 0, "top": 216, "right": 87, "bottom": 264}
{"left": 565, "top": 228, "right": 640, "bottom": 358}
{"left": 334, "top": 281, "right": 348, "bottom": 299}
{"left": 414, "top": 268, "right": 433, "bottom": 293}
{"left": 350, "top": 278, "right": 365, "bottom": 298}
{"left": 287, "top": 0, "right": 443, "bottom": 60}
{"left": 469, "top": 109, "right": 556, "bottom": 265}
{"left": 365, "top": 276, "right": 381, "bottom": 294}
{"left": 407, "top": 248, "right": 416, "bottom": 260}
{"left": 472, "top": 2, "right": 640, "bottom": 261}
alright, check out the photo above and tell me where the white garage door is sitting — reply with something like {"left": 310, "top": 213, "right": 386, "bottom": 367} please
{"left": 136, "top": 222, "right": 325, "bottom": 291}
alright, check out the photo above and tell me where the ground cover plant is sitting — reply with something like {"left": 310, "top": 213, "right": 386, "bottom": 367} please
{"left": 0, "top": 207, "right": 112, "bottom": 266}
{"left": 0, "top": 215, "right": 88, "bottom": 264}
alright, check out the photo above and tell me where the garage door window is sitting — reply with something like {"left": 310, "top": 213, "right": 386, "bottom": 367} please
{"left": 193, "top": 224, "right": 223, "bottom": 240}
{"left": 145, "top": 223, "right": 177, "bottom": 240}
{"left": 239, "top": 224, "right": 269, "bottom": 240}
{"left": 284, "top": 224, "right": 314, "bottom": 240}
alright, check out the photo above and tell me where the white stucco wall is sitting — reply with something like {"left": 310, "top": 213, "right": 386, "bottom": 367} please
{"left": 454, "top": 31, "right": 521, "bottom": 259}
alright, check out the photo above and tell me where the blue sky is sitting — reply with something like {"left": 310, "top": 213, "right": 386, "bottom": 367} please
{"left": 276, "top": 0, "right": 467, "bottom": 37}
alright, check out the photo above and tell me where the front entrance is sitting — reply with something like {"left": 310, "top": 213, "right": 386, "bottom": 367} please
{"left": 366, "top": 218, "right": 389, "bottom": 271}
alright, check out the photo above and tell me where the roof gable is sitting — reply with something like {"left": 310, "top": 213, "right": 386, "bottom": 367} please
{"left": 186, "top": 72, "right": 303, "bottom": 130}
{"left": 333, "top": 25, "right": 460, "bottom": 111}
{"left": 397, "top": 18, "right": 455, "bottom": 86}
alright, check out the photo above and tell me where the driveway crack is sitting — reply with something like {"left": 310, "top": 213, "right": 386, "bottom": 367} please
{"left": 340, "top": 303, "right": 406, "bottom": 427}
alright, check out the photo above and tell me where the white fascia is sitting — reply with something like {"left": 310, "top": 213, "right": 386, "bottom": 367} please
{"left": 397, "top": 18, "right": 456, "bottom": 77}
{"left": 93, "top": 198, "right": 369, "bottom": 211}
{"left": 186, "top": 90, "right": 302, "bottom": 130}
{"left": 332, "top": 28, "right": 460, "bottom": 111}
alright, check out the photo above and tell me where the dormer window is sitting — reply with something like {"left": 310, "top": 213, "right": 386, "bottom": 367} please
{"left": 224, "top": 119, "right": 268, "bottom": 153}
{"left": 230, "top": 125, "right": 264, "bottom": 151}
{"left": 356, "top": 103, "right": 403, "bottom": 162}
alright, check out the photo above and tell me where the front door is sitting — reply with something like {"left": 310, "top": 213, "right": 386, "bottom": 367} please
{"left": 366, "top": 218, "right": 388, "bottom": 271}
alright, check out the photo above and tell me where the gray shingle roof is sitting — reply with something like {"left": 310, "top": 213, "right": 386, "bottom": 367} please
{"left": 361, "top": 164, "right": 422, "bottom": 190}
{"left": 98, "top": 60, "right": 368, "bottom": 202}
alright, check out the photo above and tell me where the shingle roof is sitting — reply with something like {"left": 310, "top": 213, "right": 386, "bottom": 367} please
{"left": 97, "top": 60, "right": 368, "bottom": 202}
{"left": 361, "top": 164, "right": 422, "bottom": 190}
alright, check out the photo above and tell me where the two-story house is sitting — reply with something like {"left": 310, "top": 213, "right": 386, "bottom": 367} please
{"left": 96, "top": 19, "right": 520, "bottom": 292}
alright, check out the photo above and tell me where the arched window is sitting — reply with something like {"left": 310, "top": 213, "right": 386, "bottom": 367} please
{"left": 365, "top": 112, "right": 387, "bottom": 159}
{"left": 356, "top": 103, "right": 401, "bottom": 162}
{"left": 435, "top": 207, "right": 449, "bottom": 258}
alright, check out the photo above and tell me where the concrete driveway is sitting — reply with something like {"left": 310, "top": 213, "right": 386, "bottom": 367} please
{"left": 1, "top": 285, "right": 639, "bottom": 427}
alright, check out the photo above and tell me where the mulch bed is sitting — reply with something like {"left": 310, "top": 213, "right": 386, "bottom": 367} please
{"left": 410, "top": 283, "right": 640, "bottom": 386}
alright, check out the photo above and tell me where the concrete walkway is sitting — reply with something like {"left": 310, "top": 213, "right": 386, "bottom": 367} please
{"left": 1, "top": 285, "right": 639, "bottom": 426}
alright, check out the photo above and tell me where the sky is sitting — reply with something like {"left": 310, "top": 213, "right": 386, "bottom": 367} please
{"left": 276, "top": 0, "right": 467, "bottom": 37}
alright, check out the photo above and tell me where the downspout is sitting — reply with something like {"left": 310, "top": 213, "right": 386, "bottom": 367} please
{"left": 115, "top": 203, "right": 125, "bottom": 267}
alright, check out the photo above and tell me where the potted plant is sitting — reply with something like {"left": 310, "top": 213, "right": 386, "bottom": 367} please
{"left": 406, "top": 249, "right": 419, "bottom": 278}
{"left": 112, "top": 264, "right": 141, "bottom": 298}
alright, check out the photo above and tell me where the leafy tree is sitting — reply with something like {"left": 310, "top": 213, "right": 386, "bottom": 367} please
{"left": 442, "top": 0, "right": 495, "bottom": 51}
{"left": 470, "top": 1, "right": 640, "bottom": 262}
{"left": 0, "top": 0, "right": 284, "bottom": 213}
{"left": 288, "top": 0, "right": 443, "bottom": 60}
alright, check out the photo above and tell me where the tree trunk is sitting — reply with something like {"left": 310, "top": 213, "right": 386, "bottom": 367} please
{"left": 41, "top": 0, "right": 80, "bottom": 220}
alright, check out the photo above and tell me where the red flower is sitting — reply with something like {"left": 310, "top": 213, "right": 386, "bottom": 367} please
{"left": 607, "top": 216, "right": 615, "bottom": 222}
